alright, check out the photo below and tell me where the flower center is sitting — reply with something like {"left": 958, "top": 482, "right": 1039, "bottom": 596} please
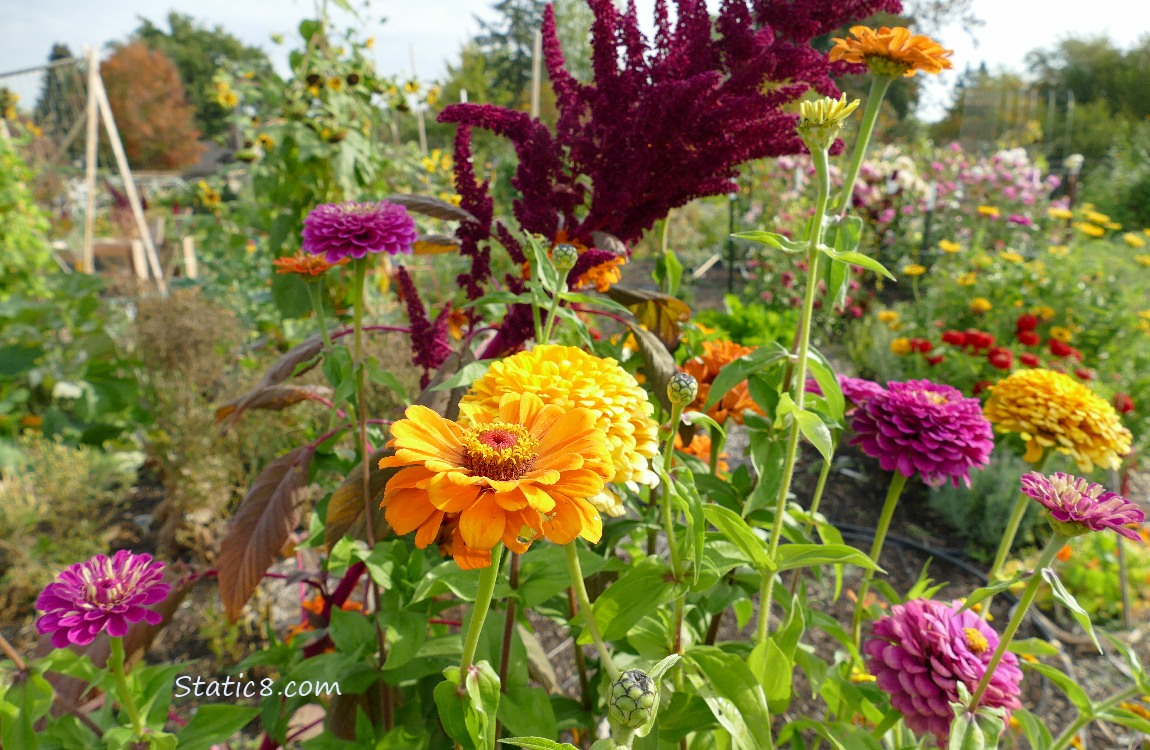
{"left": 913, "top": 389, "right": 950, "bottom": 406}
{"left": 79, "top": 562, "right": 130, "bottom": 610}
{"left": 964, "top": 627, "right": 989, "bottom": 654}
{"left": 866, "top": 56, "right": 913, "bottom": 78}
{"left": 462, "top": 422, "right": 537, "bottom": 481}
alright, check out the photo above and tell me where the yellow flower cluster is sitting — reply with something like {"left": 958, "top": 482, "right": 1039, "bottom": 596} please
{"left": 902, "top": 263, "right": 926, "bottom": 277}
{"left": 984, "top": 369, "right": 1132, "bottom": 471}
{"left": 970, "top": 297, "right": 992, "bottom": 314}
{"left": 938, "top": 239, "right": 961, "bottom": 254}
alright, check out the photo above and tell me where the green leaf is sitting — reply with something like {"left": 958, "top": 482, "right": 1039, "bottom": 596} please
{"left": 957, "top": 571, "right": 1028, "bottom": 613}
{"left": 500, "top": 739, "right": 579, "bottom": 750}
{"left": 1023, "top": 661, "right": 1093, "bottom": 713}
{"left": 703, "top": 344, "right": 789, "bottom": 413}
{"left": 703, "top": 505, "right": 773, "bottom": 571}
{"left": 364, "top": 358, "right": 409, "bottom": 402}
{"left": 175, "top": 705, "right": 260, "bottom": 750}
{"left": 1007, "top": 638, "right": 1060, "bottom": 658}
{"left": 413, "top": 561, "right": 482, "bottom": 602}
{"left": 461, "top": 291, "right": 536, "bottom": 309}
{"left": 1010, "top": 708, "right": 1053, "bottom": 749}
{"left": 748, "top": 638, "right": 791, "bottom": 710}
{"left": 0, "top": 344, "right": 41, "bottom": 377}
{"left": 680, "top": 411, "right": 727, "bottom": 441}
{"left": 805, "top": 349, "right": 844, "bottom": 426}
{"left": 527, "top": 234, "right": 563, "bottom": 293}
{"left": 655, "top": 249, "right": 683, "bottom": 296}
{"left": 591, "top": 557, "right": 680, "bottom": 643}
{"left": 0, "top": 670, "right": 52, "bottom": 750}
{"left": 833, "top": 216, "right": 863, "bottom": 255}
{"left": 431, "top": 360, "right": 495, "bottom": 393}
{"left": 776, "top": 393, "right": 833, "bottom": 462}
{"left": 1041, "top": 568, "right": 1101, "bottom": 652}
{"left": 731, "top": 231, "right": 806, "bottom": 254}
{"left": 775, "top": 544, "right": 881, "bottom": 573}
{"left": 464, "top": 660, "right": 501, "bottom": 750}
{"left": 647, "top": 654, "right": 682, "bottom": 685}
{"left": 328, "top": 607, "right": 377, "bottom": 658}
{"left": 434, "top": 669, "right": 473, "bottom": 749}
{"left": 498, "top": 687, "right": 558, "bottom": 740}
{"left": 685, "top": 646, "right": 773, "bottom": 750}
{"left": 555, "top": 292, "right": 634, "bottom": 317}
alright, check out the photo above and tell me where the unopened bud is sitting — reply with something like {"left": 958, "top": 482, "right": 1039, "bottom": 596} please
{"left": 553, "top": 243, "right": 580, "bottom": 272}
{"left": 667, "top": 372, "right": 698, "bottom": 408}
{"left": 608, "top": 669, "right": 656, "bottom": 730}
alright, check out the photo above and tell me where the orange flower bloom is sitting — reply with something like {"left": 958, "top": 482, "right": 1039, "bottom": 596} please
{"left": 378, "top": 393, "right": 615, "bottom": 569}
{"left": 829, "top": 26, "right": 954, "bottom": 78}
{"left": 674, "top": 432, "right": 729, "bottom": 475}
{"left": 682, "top": 340, "right": 764, "bottom": 425}
{"left": 579, "top": 255, "right": 627, "bottom": 293}
{"left": 285, "top": 594, "right": 364, "bottom": 645}
{"left": 272, "top": 251, "right": 349, "bottom": 276}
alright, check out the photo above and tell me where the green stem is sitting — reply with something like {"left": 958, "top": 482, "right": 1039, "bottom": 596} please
{"left": 352, "top": 259, "right": 374, "bottom": 547}
{"left": 540, "top": 284, "right": 564, "bottom": 344}
{"left": 756, "top": 146, "right": 831, "bottom": 647}
{"left": 831, "top": 76, "right": 894, "bottom": 216}
{"left": 565, "top": 542, "right": 619, "bottom": 680}
{"left": 983, "top": 452, "right": 1048, "bottom": 618}
{"left": 968, "top": 533, "right": 1066, "bottom": 712}
{"left": 460, "top": 544, "right": 504, "bottom": 675}
{"left": 306, "top": 279, "right": 334, "bottom": 350}
{"left": 788, "top": 450, "right": 835, "bottom": 596}
{"left": 851, "top": 471, "right": 909, "bottom": 652}
{"left": 661, "top": 402, "right": 686, "bottom": 576}
{"left": 1049, "top": 684, "right": 1141, "bottom": 750}
{"left": 108, "top": 636, "right": 144, "bottom": 739}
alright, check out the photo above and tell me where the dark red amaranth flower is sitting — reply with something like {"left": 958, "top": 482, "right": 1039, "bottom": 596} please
{"left": 302, "top": 202, "right": 417, "bottom": 262}
{"left": 395, "top": 266, "right": 452, "bottom": 388}
{"left": 1021, "top": 471, "right": 1145, "bottom": 540}
{"left": 36, "top": 550, "right": 170, "bottom": 648}
{"left": 865, "top": 599, "right": 1022, "bottom": 743}
{"left": 850, "top": 379, "right": 994, "bottom": 486}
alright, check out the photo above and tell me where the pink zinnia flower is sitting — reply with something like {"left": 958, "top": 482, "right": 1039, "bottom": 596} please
{"left": 1020, "top": 472, "right": 1145, "bottom": 540}
{"left": 849, "top": 379, "right": 994, "bottom": 486}
{"left": 840, "top": 375, "right": 884, "bottom": 406}
{"left": 35, "top": 550, "right": 170, "bottom": 648}
{"left": 865, "top": 599, "right": 1022, "bottom": 743}
{"left": 301, "top": 201, "right": 417, "bottom": 262}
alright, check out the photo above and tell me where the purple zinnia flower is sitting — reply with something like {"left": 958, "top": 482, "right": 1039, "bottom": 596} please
{"left": 865, "top": 599, "right": 1022, "bottom": 743}
{"left": 1020, "top": 472, "right": 1145, "bottom": 540}
{"left": 850, "top": 379, "right": 993, "bottom": 487}
{"left": 35, "top": 550, "right": 170, "bottom": 648}
{"left": 840, "top": 375, "right": 885, "bottom": 406}
{"left": 301, "top": 201, "right": 417, "bottom": 262}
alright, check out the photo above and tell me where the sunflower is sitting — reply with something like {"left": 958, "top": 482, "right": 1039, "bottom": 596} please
{"left": 459, "top": 345, "right": 659, "bottom": 516}
{"left": 829, "top": 26, "right": 954, "bottom": 78}
{"left": 682, "top": 339, "right": 764, "bottom": 425}
{"left": 983, "top": 369, "right": 1132, "bottom": 471}
{"left": 378, "top": 393, "right": 614, "bottom": 568}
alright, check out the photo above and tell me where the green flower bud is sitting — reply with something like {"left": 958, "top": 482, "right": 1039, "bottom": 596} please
{"left": 609, "top": 669, "right": 657, "bottom": 730}
{"left": 553, "top": 243, "right": 580, "bottom": 272}
{"left": 667, "top": 372, "right": 698, "bottom": 408}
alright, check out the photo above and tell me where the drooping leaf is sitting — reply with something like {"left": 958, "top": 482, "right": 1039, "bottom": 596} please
{"left": 260, "top": 335, "right": 325, "bottom": 386}
{"left": 1041, "top": 568, "right": 1101, "bottom": 652}
{"left": 215, "top": 384, "right": 333, "bottom": 427}
{"left": 774, "top": 544, "right": 880, "bottom": 572}
{"left": 387, "top": 193, "right": 478, "bottom": 224}
{"left": 622, "top": 321, "right": 678, "bottom": 412}
{"left": 685, "top": 646, "right": 773, "bottom": 750}
{"left": 413, "top": 233, "right": 462, "bottom": 255}
{"left": 730, "top": 230, "right": 806, "bottom": 254}
{"left": 607, "top": 285, "right": 691, "bottom": 350}
{"left": 703, "top": 505, "right": 773, "bottom": 572}
{"left": 324, "top": 447, "right": 398, "bottom": 548}
{"left": 590, "top": 231, "right": 628, "bottom": 257}
{"left": 218, "top": 447, "right": 313, "bottom": 621}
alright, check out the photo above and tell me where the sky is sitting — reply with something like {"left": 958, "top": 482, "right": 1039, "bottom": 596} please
{"left": 1, "top": 0, "right": 1149, "bottom": 122}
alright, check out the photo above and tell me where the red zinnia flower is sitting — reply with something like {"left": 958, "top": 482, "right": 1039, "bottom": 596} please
{"left": 1017, "top": 330, "right": 1040, "bottom": 347}
{"left": 1075, "top": 368, "right": 1094, "bottom": 381}
{"left": 925, "top": 353, "right": 944, "bottom": 366}
{"left": 1049, "top": 339, "right": 1073, "bottom": 357}
{"left": 941, "top": 330, "right": 967, "bottom": 347}
{"left": 965, "top": 330, "right": 995, "bottom": 351}
{"left": 1020, "top": 353, "right": 1040, "bottom": 367}
{"left": 909, "top": 338, "right": 933, "bottom": 354}
{"left": 1114, "top": 393, "right": 1135, "bottom": 414}
{"left": 1015, "top": 314, "right": 1039, "bottom": 332}
{"left": 987, "top": 347, "right": 1013, "bottom": 370}
{"left": 972, "top": 380, "right": 992, "bottom": 395}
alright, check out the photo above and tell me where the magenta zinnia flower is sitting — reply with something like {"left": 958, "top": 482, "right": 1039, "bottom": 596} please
{"left": 865, "top": 599, "right": 1022, "bottom": 743}
{"left": 1020, "top": 471, "right": 1145, "bottom": 540}
{"left": 840, "top": 375, "right": 885, "bottom": 406}
{"left": 35, "top": 550, "right": 170, "bottom": 648}
{"left": 850, "top": 379, "right": 993, "bottom": 486}
{"left": 301, "top": 201, "right": 417, "bottom": 262}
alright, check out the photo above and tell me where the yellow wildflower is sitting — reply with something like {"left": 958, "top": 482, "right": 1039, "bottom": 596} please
{"left": 877, "top": 310, "right": 899, "bottom": 325}
{"left": 1048, "top": 245, "right": 1070, "bottom": 257}
{"left": 1124, "top": 233, "right": 1146, "bottom": 248}
{"left": 970, "top": 297, "right": 992, "bottom": 314}
{"left": 902, "top": 263, "right": 927, "bottom": 277}
{"left": 890, "top": 337, "right": 912, "bottom": 355}
{"left": 957, "top": 272, "right": 977, "bottom": 286}
{"left": 1050, "top": 326, "right": 1073, "bottom": 343}
{"left": 1085, "top": 210, "right": 1111, "bottom": 225}
{"left": 977, "top": 205, "right": 1000, "bottom": 218}
{"left": 1001, "top": 251, "right": 1024, "bottom": 263}
{"left": 1032, "top": 306, "right": 1055, "bottom": 321}
{"left": 1076, "top": 222, "right": 1105, "bottom": 238}
{"left": 1136, "top": 255, "right": 1150, "bottom": 267}
{"left": 1047, "top": 207, "right": 1073, "bottom": 220}
{"left": 938, "top": 239, "right": 961, "bottom": 253}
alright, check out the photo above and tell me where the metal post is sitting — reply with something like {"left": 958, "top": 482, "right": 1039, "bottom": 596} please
{"left": 81, "top": 47, "right": 99, "bottom": 274}
{"left": 726, "top": 193, "right": 737, "bottom": 295}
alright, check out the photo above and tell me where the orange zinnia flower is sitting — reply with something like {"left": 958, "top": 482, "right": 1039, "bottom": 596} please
{"left": 682, "top": 339, "right": 764, "bottom": 425}
{"left": 378, "top": 393, "right": 615, "bottom": 569}
{"left": 830, "top": 26, "right": 954, "bottom": 78}
{"left": 272, "top": 251, "right": 349, "bottom": 276}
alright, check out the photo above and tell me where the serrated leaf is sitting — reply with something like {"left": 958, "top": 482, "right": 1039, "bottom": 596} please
{"left": 1041, "top": 568, "right": 1101, "bottom": 652}
{"left": 218, "top": 447, "right": 312, "bottom": 622}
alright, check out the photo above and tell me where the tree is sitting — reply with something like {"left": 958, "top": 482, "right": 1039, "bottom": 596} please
{"left": 129, "top": 13, "right": 276, "bottom": 139}
{"left": 33, "top": 44, "right": 78, "bottom": 137}
{"left": 472, "top": 0, "right": 550, "bottom": 109}
{"left": 100, "top": 42, "right": 204, "bottom": 170}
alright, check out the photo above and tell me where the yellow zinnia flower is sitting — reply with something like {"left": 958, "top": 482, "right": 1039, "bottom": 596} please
{"left": 1001, "top": 251, "right": 1024, "bottom": 263}
{"left": 1048, "top": 245, "right": 1070, "bottom": 257}
{"left": 1047, "top": 207, "right": 1073, "bottom": 220}
{"left": 682, "top": 340, "right": 765, "bottom": 426}
{"left": 1049, "top": 326, "right": 1073, "bottom": 343}
{"left": 1032, "top": 305, "right": 1055, "bottom": 321}
{"left": 1123, "top": 233, "right": 1146, "bottom": 248}
{"left": 1076, "top": 222, "right": 1105, "bottom": 238}
{"left": 970, "top": 297, "right": 992, "bottom": 314}
{"left": 877, "top": 310, "right": 899, "bottom": 324}
{"left": 957, "top": 272, "right": 977, "bottom": 286}
{"left": 1085, "top": 210, "right": 1111, "bottom": 225}
{"left": 902, "top": 263, "right": 927, "bottom": 277}
{"left": 459, "top": 346, "right": 659, "bottom": 516}
{"left": 378, "top": 393, "right": 615, "bottom": 569}
{"left": 977, "top": 205, "right": 1000, "bottom": 219}
{"left": 1136, "top": 255, "right": 1150, "bottom": 267}
{"left": 938, "top": 239, "right": 961, "bottom": 253}
{"left": 799, "top": 93, "right": 861, "bottom": 127}
{"left": 890, "top": 337, "right": 912, "bottom": 355}
{"left": 828, "top": 26, "right": 954, "bottom": 78}
{"left": 983, "top": 369, "right": 1132, "bottom": 471}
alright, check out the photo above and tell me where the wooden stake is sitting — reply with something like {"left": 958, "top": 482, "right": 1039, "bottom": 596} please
{"left": 81, "top": 47, "right": 99, "bottom": 275}
{"left": 182, "top": 236, "right": 198, "bottom": 279}
{"left": 90, "top": 63, "right": 167, "bottom": 294}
